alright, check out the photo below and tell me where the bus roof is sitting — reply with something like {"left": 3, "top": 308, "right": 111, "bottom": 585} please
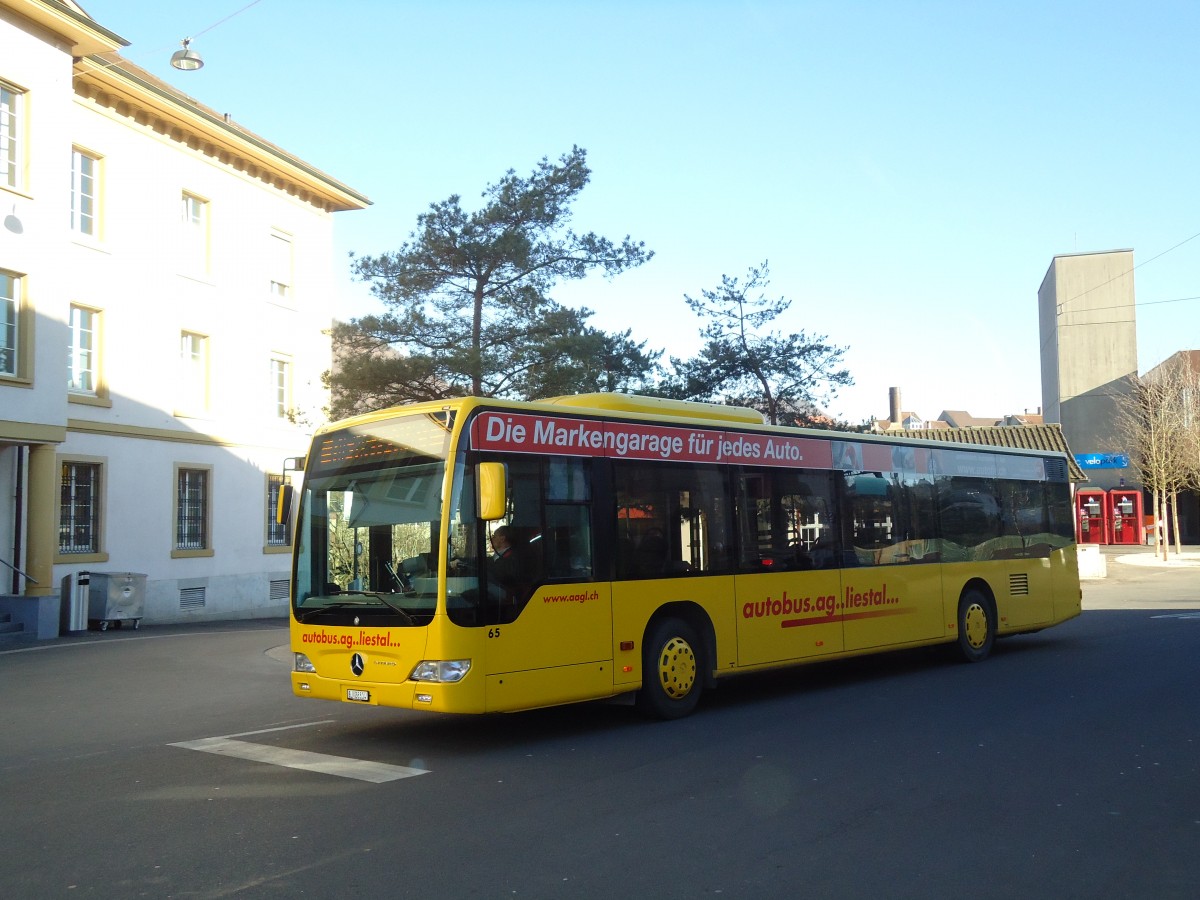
{"left": 314, "top": 394, "right": 1072, "bottom": 469}
{"left": 538, "top": 393, "right": 764, "bottom": 424}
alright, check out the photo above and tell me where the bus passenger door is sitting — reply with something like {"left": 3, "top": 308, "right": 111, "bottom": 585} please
{"left": 734, "top": 467, "right": 844, "bottom": 665}
{"left": 735, "top": 570, "right": 844, "bottom": 665}
{"left": 840, "top": 468, "right": 945, "bottom": 652}
{"left": 478, "top": 458, "right": 615, "bottom": 711}
{"left": 840, "top": 564, "right": 944, "bottom": 651}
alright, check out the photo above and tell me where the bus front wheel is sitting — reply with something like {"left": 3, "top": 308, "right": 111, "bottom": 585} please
{"left": 956, "top": 589, "right": 995, "bottom": 663}
{"left": 638, "top": 617, "right": 704, "bottom": 720}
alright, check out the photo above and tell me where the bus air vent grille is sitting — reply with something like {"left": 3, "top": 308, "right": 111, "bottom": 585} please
{"left": 1009, "top": 573, "right": 1030, "bottom": 596}
{"left": 1044, "top": 458, "right": 1069, "bottom": 482}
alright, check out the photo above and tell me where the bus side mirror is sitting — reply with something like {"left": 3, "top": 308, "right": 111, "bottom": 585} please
{"left": 477, "top": 462, "right": 507, "bottom": 521}
{"left": 276, "top": 483, "right": 294, "bottom": 526}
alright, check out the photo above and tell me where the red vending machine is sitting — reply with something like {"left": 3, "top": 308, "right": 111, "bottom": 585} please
{"left": 1075, "top": 489, "right": 1110, "bottom": 544}
{"left": 1108, "top": 489, "right": 1143, "bottom": 545}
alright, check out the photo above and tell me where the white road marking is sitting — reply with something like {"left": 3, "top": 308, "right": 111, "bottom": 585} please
{"left": 169, "top": 721, "right": 429, "bottom": 783}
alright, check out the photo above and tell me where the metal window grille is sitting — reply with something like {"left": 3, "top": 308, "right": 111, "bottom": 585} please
{"left": 266, "top": 473, "right": 291, "bottom": 546}
{"left": 59, "top": 462, "right": 99, "bottom": 553}
{"left": 179, "top": 586, "right": 206, "bottom": 610}
{"left": 176, "top": 468, "right": 208, "bottom": 550}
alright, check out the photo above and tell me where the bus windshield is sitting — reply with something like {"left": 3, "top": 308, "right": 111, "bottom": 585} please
{"left": 293, "top": 411, "right": 460, "bottom": 626}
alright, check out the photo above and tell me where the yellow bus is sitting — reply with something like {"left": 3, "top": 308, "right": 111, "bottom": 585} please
{"left": 288, "top": 393, "right": 1080, "bottom": 719}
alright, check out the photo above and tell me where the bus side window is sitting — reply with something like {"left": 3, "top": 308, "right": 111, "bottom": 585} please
{"left": 881, "top": 471, "right": 938, "bottom": 564}
{"left": 844, "top": 471, "right": 892, "bottom": 566}
{"left": 543, "top": 459, "right": 593, "bottom": 580}
{"left": 937, "top": 475, "right": 1002, "bottom": 561}
{"left": 545, "top": 504, "right": 592, "bottom": 578}
{"left": 738, "top": 469, "right": 836, "bottom": 571}
{"left": 615, "top": 461, "right": 731, "bottom": 578}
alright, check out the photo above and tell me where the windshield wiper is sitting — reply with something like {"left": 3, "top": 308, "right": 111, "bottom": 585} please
{"left": 299, "top": 592, "right": 415, "bottom": 625}
{"left": 298, "top": 600, "right": 373, "bottom": 623}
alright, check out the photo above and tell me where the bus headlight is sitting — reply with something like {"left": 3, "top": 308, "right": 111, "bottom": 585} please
{"left": 409, "top": 660, "right": 471, "bottom": 683}
{"left": 294, "top": 652, "right": 317, "bottom": 673}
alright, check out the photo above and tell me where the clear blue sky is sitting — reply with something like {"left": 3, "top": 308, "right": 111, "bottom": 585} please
{"left": 84, "top": 0, "right": 1200, "bottom": 425}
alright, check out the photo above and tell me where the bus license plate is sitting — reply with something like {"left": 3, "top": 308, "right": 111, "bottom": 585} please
{"left": 346, "top": 689, "right": 370, "bottom": 702}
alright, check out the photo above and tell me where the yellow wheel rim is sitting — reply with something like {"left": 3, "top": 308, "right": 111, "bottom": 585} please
{"left": 656, "top": 635, "right": 697, "bottom": 700}
{"left": 963, "top": 602, "right": 989, "bottom": 650}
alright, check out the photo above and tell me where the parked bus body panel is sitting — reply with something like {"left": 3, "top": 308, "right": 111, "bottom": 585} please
{"left": 734, "top": 569, "right": 844, "bottom": 665}
{"left": 482, "top": 581, "right": 613, "bottom": 712}
{"left": 611, "top": 575, "right": 737, "bottom": 683}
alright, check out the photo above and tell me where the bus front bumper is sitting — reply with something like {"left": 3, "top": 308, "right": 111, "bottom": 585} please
{"left": 290, "top": 671, "right": 483, "bottom": 713}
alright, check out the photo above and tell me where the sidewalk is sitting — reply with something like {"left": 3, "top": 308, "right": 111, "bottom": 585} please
{"left": 1105, "top": 544, "right": 1200, "bottom": 568}
{"left": 1082, "top": 544, "right": 1200, "bottom": 610}
{"left": 0, "top": 617, "right": 289, "bottom": 654}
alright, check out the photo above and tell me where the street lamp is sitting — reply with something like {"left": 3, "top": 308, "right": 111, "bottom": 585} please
{"left": 170, "top": 38, "right": 204, "bottom": 71}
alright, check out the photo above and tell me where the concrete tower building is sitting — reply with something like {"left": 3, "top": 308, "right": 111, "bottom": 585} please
{"left": 1038, "top": 250, "right": 1138, "bottom": 491}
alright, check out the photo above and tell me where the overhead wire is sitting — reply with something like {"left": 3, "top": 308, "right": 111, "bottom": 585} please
{"left": 190, "top": 0, "right": 267, "bottom": 40}
{"left": 77, "top": 0, "right": 269, "bottom": 70}
{"left": 1055, "top": 294, "right": 1200, "bottom": 323}
{"left": 1055, "top": 228, "right": 1200, "bottom": 313}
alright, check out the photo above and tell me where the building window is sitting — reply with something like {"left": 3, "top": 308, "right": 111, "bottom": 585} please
{"left": 71, "top": 149, "right": 99, "bottom": 236}
{"left": 68, "top": 305, "right": 98, "bottom": 393}
{"left": 60, "top": 462, "right": 101, "bottom": 553}
{"left": 179, "top": 331, "right": 208, "bottom": 412}
{"left": 269, "top": 356, "right": 291, "bottom": 418}
{"left": 180, "top": 192, "right": 209, "bottom": 273}
{"left": 1, "top": 82, "right": 21, "bottom": 190}
{"left": 266, "top": 473, "right": 291, "bottom": 547}
{"left": 175, "top": 467, "right": 209, "bottom": 551}
{"left": 1, "top": 270, "right": 20, "bottom": 378}
{"left": 269, "top": 229, "right": 292, "bottom": 300}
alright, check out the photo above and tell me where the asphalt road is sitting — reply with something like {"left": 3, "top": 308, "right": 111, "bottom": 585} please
{"left": 1, "top": 555, "right": 1197, "bottom": 899}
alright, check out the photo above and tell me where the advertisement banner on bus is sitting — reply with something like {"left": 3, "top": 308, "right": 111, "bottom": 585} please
{"left": 470, "top": 411, "right": 1049, "bottom": 481}
{"left": 471, "top": 412, "right": 834, "bottom": 469}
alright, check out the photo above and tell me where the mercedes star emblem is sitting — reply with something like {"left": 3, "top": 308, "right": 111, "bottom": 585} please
{"left": 350, "top": 653, "right": 365, "bottom": 677}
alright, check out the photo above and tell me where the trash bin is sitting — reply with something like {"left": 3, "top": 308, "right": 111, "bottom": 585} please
{"left": 86, "top": 572, "right": 146, "bottom": 631}
{"left": 59, "top": 572, "right": 90, "bottom": 634}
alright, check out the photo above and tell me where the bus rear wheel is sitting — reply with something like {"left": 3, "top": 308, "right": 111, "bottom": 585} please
{"left": 638, "top": 617, "right": 703, "bottom": 720}
{"left": 956, "top": 589, "right": 995, "bottom": 663}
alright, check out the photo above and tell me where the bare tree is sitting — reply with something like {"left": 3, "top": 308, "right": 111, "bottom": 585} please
{"left": 1115, "top": 355, "right": 1200, "bottom": 559}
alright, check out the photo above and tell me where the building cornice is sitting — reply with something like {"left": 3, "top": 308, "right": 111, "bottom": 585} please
{"left": 0, "top": 419, "right": 68, "bottom": 444}
{"left": 6, "top": 0, "right": 126, "bottom": 56}
{"left": 72, "top": 55, "right": 370, "bottom": 213}
{"left": 67, "top": 418, "right": 313, "bottom": 453}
